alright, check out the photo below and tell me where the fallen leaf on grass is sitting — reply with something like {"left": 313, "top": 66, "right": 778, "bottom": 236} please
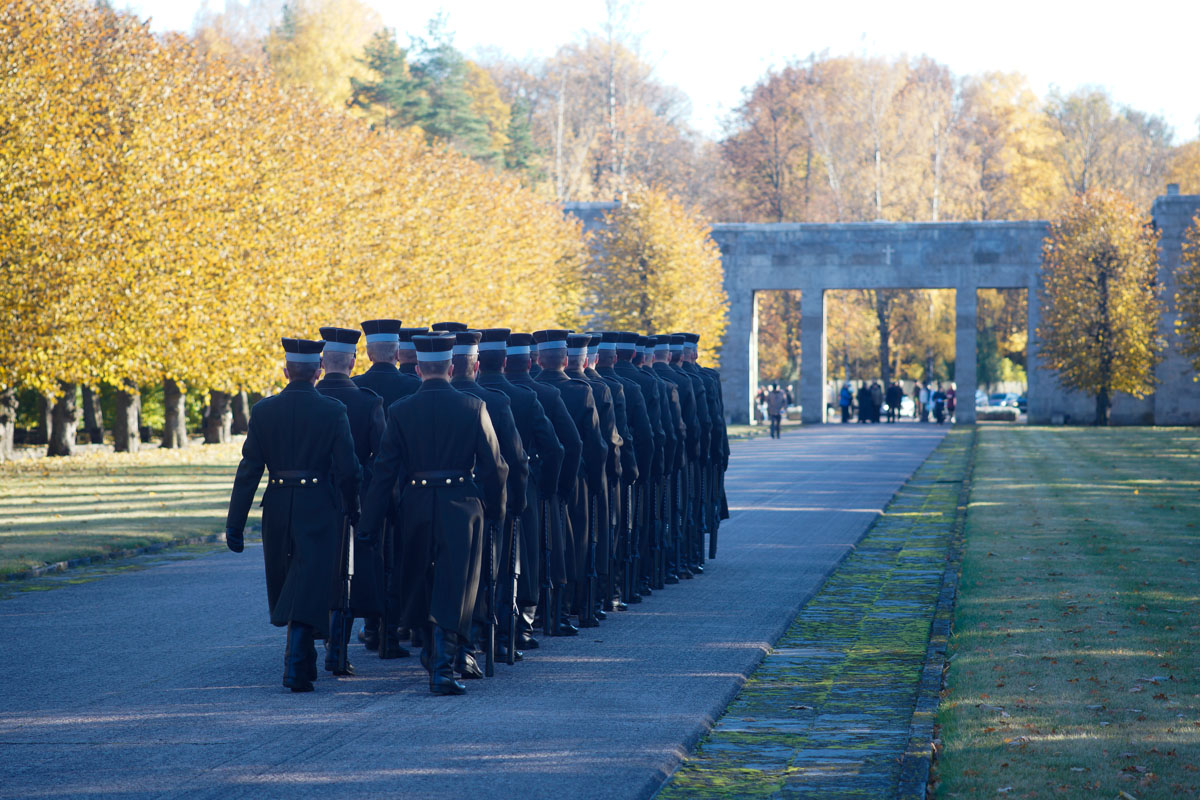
{"left": 1070, "top": 766, "right": 1087, "bottom": 772}
{"left": 997, "top": 788, "right": 1013, "bottom": 794}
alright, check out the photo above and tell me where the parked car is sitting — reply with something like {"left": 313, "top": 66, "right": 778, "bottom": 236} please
{"left": 975, "top": 389, "right": 988, "bottom": 407}
{"left": 988, "top": 392, "right": 1019, "bottom": 408}
{"left": 1017, "top": 393, "right": 1028, "bottom": 413}
{"left": 899, "top": 396, "right": 915, "bottom": 417}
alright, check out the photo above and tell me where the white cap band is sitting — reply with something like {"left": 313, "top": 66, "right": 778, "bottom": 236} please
{"left": 416, "top": 351, "right": 451, "bottom": 362}
{"left": 506, "top": 345, "right": 531, "bottom": 355}
{"left": 364, "top": 333, "right": 398, "bottom": 344}
{"left": 452, "top": 344, "right": 478, "bottom": 356}
{"left": 286, "top": 353, "right": 321, "bottom": 363}
{"left": 669, "top": 344, "right": 683, "bottom": 352}
{"left": 654, "top": 343, "right": 669, "bottom": 352}
{"left": 598, "top": 342, "right": 617, "bottom": 351}
{"left": 323, "top": 341, "right": 357, "bottom": 354}
{"left": 478, "top": 341, "right": 507, "bottom": 351}
{"left": 567, "top": 347, "right": 586, "bottom": 356}
{"left": 398, "top": 342, "right": 415, "bottom": 350}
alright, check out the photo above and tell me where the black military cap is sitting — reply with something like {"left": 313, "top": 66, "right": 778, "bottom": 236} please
{"left": 597, "top": 331, "right": 619, "bottom": 353}
{"left": 479, "top": 328, "right": 510, "bottom": 352}
{"left": 413, "top": 333, "right": 455, "bottom": 361}
{"left": 507, "top": 332, "right": 534, "bottom": 355}
{"left": 281, "top": 337, "right": 324, "bottom": 362}
{"left": 669, "top": 333, "right": 687, "bottom": 351}
{"left": 319, "top": 327, "right": 361, "bottom": 354}
{"left": 583, "top": 332, "right": 602, "bottom": 353}
{"left": 682, "top": 332, "right": 700, "bottom": 346}
{"left": 397, "top": 327, "right": 428, "bottom": 351}
{"left": 432, "top": 321, "right": 469, "bottom": 332}
{"left": 616, "top": 332, "right": 639, "bottom": 348}
{"left": 566, "top": 333, "right": 591, "bottom": 354}
{"left": 651, "top": 334, "right": 673, "bottom": 353}
{"left": 532, "top": 329, "right": 569, "bottom": 345}
{"left": 361, "top": 319, "right": 402, "bottom": 343}
{"left": 636, "top": 335, "right": 652, "bottom": 350}
{"left": 453, "top": 330, "right": 482, "bottom": 356}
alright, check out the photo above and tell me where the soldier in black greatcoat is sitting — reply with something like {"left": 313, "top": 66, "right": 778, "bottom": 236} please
{"left": 593, "top": 332, "right": 647, "bottom": 609}
{"left": 225, "top": 337, "right": 361, "bottom": 693}
{"left": 315, "top": 326, "right": 387, "bottom": 675}
{"left": 670, "top": 333, "right": 711, "bottom": 575}
{"left": 649, "top": 334, "right": 689, "bottom": 583}
{"left": 359, "top": 334, "right": 507, "bottom": 695}
{"left": 351, "top": 319, "right": 416, "bottom": 657}
{"left": 534, "top": 329, "right": 607, "bottom": 634}
{"left": 615, "top": 332, "right": 666, "bottom": 602}
{"left": 449, "top": 329, "right": 529, "bottom": 676}
{"left": 505, "top": 332, "right": 581, "bottom": 642}
{"left": 395, "top": 327, "right": 428, "bottom": 379}
{"left": 476, "top": 328, "right": 564, "bottom": 657}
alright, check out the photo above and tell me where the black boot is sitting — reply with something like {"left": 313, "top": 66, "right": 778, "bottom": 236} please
{"left": 517, "top": 606, "right": 540, "bottom": 649}
{"left": 419, "top": 625, "right": 433, "bottom": 673}
{"left": 379, "top": 623, "right": 411, "bottom": 659}
{"left": 496, "top": 640, "right": 523, "bottom": 662}
{"left": 454, "top": 643, "right": 484, "bottom": 679}
{"left": 324, "top": 611, "right": 355, "bottom": 676}
{"left": 283, "top": 623, "right": 315, "bottom": 693}
{"left": 358, "top": 615, "right": 380, "bottom": 652}
{"left": 430, "top": 627, "right": 466, "bottom": 696}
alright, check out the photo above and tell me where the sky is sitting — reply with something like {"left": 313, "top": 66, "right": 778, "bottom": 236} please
{"left": 123, "top": 0, "right": 1200, "bottom": 143}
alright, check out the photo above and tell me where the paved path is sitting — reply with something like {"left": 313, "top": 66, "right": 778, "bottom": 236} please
{"left": 0, "top": 424, "right": 946, "bottom": 800}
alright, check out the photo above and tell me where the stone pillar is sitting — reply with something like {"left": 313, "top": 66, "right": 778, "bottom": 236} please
{"left": 954, "top": 287, "right": 977, "bottom": 425}
{"left": 1024, "top": 283, "right": 1049, "bottom": 424}
{"left": 800, "top": 287, "right": 826, "bottom": 424}
{"left": 721, "top": 289, "right": 755, "bottom": 424}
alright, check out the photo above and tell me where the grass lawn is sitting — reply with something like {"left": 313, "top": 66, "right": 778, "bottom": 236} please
{"left": 0, "top": 441, "right": 250, "bottom": 578}
{"left": 936, "top": 427, "right": 1200, "bottom": 799}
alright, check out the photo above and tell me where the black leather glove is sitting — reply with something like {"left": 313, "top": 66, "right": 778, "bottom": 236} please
{"left": 225, "top": 527, "right": 244, "bottom": 553}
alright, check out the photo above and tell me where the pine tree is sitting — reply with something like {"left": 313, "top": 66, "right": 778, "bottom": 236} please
{"left": 349, "top": 29, "right": 427, "bottom": 129}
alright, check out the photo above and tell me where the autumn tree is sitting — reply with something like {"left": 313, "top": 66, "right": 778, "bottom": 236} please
{"left": 756, "top": 291, "right": 802, "bottom": 383}
{"left": 264, "top": 0, "right": 381, "bottom": 109}
{"left": 1038, "top": 189, "right": 1163, "bottom": 424}
{"left": 1174, "top": 215, "right": 1200, "bottom": 374}
{"left": 589, "top": 185, "right": 728, "bottom": 364}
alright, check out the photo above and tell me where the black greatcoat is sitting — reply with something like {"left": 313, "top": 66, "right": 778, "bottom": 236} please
{"left": 478, "top": 370, "right": 565, "bottom": 601}
{"left": 507, "top": 370, "right": 582, "bottom": 585}
{"left": 353, "top": 361, "right": 420, "bottom": 408}
{"left": 316, "top": 374, "right": 386, "bottom": 616}
{"left": 225, "top": 381, "right": 361, "bottom": 639}
{"left": 359, "top": 379, "right": 507, "bottom": 638}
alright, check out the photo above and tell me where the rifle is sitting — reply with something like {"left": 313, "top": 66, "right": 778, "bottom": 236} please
{"left": 379, "top": 518, "right": 394, "bottom": 659}
{"left": 483, "top": 520, "right": 496, "bottom": 678}
{"left": 583, "top": 492, "right": 598, "bottom": 626}
{"left": 336, "top": 513, "right": 354, "bottom": 675}
{"left": 654, "top": 476, "right": 666, "bottom": 589}
{"left": 605, "top": 483, "right": 618, "bottom": 611}
{"left": 539, "top": 497, "right": 553, "bottom": 638}
{"left": 674, "top": 467, "right": 684, "bottom": 576}
{"left": 708, "top": 466, "right": 719, "bottom": 559}
{"left": 506, "top": 516, "right": 520, "bottom": 666}
{"left": 622, "top": 483, "right": 635, "bottom": 604}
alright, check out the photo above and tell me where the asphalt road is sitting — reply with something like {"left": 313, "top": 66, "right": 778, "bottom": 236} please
{"left": 0, "top": 423, "right": 947, "bottom": 799}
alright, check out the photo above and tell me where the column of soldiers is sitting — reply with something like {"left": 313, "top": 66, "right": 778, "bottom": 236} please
{"left": 225, "top": 321, "right": 730, "bottom": 695}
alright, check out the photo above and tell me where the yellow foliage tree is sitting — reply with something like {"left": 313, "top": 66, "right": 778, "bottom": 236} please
{"left": 263, "top": 0, "right": 382, "bottom": 110}
{"left": 589, "top": 185, "right": 728, "bottom": 365}
{"left": 1038, "top": 189, "right": 1163, "bottom": 424}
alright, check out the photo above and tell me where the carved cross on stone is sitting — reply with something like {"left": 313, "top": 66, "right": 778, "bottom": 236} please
{"left": 883, "top": 245, "right": 894, "bottom": 265}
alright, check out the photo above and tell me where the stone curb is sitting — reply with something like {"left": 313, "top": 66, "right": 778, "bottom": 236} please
{"left": 895, "top": 426, "right": 977, "bottom": 800}
{"left": 0, "top": 531, "right": 246, "bottom": 583}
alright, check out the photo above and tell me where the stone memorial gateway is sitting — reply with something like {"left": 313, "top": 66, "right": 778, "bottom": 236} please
{"left": 569, "top": 188, "right": 1200, "bottom": 426}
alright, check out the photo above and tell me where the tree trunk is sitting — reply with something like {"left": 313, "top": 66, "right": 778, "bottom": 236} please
{"left": 113, "top": 383, "right": 141, "bottom": 453}
{"left": 34, "top": 394, "right": 51, "bottom": 445}
{"left": 231, "top": 390, "right": 250, "bottom": 435}
{"left": 1095, "top": 388, "right": 1110, "bottom": 426}
{"left": 0, "top": 387, "right": 16, "bottom": 461}
{"left": 81, "top": 385, "right": 105, "bottom": 444}
{"left": 47, "top": 382, "right": 79, "bottom": 457}
{"left": 203, "top": 390, "right": 232, "bottom": 444}
{"left": 161, "top": 378, "right": 189, "bottom": 449}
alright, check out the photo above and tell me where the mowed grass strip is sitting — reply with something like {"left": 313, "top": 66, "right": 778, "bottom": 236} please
{"left": 935, "top": 427, "right": 1200, "bottom": 800}
{"left": 0, "top": 442, "right": 250, "bottom": 578}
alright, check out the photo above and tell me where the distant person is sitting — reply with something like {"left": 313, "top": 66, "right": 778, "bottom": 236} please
{"left": 945, "top": 382, "right": 957, "bottom": 423}
{"left": 933, "top": 381, "right": 947, "bottom": 424}
{"left": 755, "top": 386, "right": 768, "bottom": 423}
{"left": 885, "top": 382, "right": 903, "bottom": 423}
{"left": 839, "top": 383, "right": 852, "bottom": 423}
{"left": 919, "top": 382, "right": 931, "bottom": 423}
{"left": 869, "top": 382, "right": 883, "bottom": 423}
{"left": 766, "top": 383, "right": 787, "bottom": 439}
{"left": 856, "top": 383, "right": 872, "bottom": 424}
{"left": 911, "top": 382, "right": 922, "bottom": 421}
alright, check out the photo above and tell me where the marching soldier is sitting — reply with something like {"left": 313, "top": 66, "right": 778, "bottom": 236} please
{"left": 684, "top": 333, "right": 730, "bottom": 556}
{"left": 396, "top": 327, "right": 429, "bottom": 379}
{"left": 505, "top": 332, "right": 582, "bottom": 642}
{"left": 670, "top": 332, "right": 711, "bottom": 575}
{"left": 224, "top": 337, "right": 361, "bottom": 693}
{"left": 358, "top": 333, "right": 508, "bottom": 695}
{"left": 316, "top": 326, "right": 387, "bottom": 675}
{"left": 352, "top": 319, "right": 416, "bottom": 657}
{"left": 449, "top": 329, "right": 529, "bottom": 676}
{"left": 476, "top": 328, "right": 565, "bottom": 658}
{"left": 534, "top": 329, "right": 606, "bottom": 633}
{"left": 596, "top": 331, "right": 653, "bottom": 607}
{"left": 648, "top": 334, "right": 688, "bottom": 584}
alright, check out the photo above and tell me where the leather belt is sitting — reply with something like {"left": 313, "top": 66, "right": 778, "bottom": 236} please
{"left": 268, "top": 470, "right": 324, "bottom": 487}
{"left": 408, "top": 470, "right": 472, "bottom": 487}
